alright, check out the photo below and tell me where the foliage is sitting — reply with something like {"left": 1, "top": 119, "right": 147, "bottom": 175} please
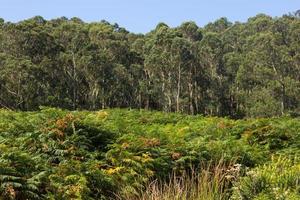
{"left": 231, "top": 156, "right": 300, "bottom": 200}
{"left": 129, "top": 160, "right": 237, "bottom": 200}
{"left": 0, "top": 108, "right": 299, "bottom": 199}
{"left": 0, "top": 14, "right": 299, "bottom": 118}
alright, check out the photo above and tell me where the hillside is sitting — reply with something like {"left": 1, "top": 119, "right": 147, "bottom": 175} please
{"left": 0, "top": 108, "right": 299, "bottom": 199}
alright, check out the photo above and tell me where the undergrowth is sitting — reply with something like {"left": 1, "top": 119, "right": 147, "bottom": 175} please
{"left": 0, "top": 108, "right": 299, "bottom": 199}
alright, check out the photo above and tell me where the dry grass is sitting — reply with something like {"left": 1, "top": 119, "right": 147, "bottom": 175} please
{"left": 119, "top": 159, "right": 240, "bottom": 200}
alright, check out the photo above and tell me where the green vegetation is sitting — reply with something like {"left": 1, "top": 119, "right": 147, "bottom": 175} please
{"left": 0, "top": 108, "right": 299, "bottom": 199}
{"left": 0, "top": 12, "right": 299, "bottom": 118}
{"left": 0, "top": 11, "right": 299, "bottom": 199}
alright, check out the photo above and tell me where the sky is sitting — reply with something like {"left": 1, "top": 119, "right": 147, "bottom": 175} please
{"left": 1, "top": 0, "right": 299, "bottom": 33}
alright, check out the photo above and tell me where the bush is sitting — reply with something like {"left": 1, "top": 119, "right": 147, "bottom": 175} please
{"left": 231, "top": 156, "right": 300, "bottom": 200}
{"left": 0, "top": 108, "right": 299, "bottom": 199}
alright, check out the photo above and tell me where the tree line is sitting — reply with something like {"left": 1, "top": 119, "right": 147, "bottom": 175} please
{"left": 0, "top": 13, "right": 299, "bottom": 118}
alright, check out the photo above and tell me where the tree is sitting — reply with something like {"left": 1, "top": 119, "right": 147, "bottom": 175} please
{"left": 0, "top": 15, "right": 299, "bottom": 117}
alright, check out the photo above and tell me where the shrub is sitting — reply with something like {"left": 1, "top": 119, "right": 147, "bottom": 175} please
{"left": 231, "top": 156, "right": 300, "bottom": 200}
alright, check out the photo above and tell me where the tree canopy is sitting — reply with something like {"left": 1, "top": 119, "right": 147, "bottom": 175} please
{"left": 0, "top": 14, "right": 299, "bottom": 118}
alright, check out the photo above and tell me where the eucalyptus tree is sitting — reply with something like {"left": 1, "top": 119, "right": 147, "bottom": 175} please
{"left": 0, "top": 14, "right": 299, "bottom": 117}
{"left": 51, "top": 18, "right": 90, "bottom": 110}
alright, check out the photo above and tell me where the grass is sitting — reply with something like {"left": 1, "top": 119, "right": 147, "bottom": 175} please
{"left": 119, "top": 159, "right": 239, "bottom": 200}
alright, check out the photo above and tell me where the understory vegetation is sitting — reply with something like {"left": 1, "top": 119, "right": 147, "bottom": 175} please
{"left": 0, "top": 108, "right": 299, "bottom": 199}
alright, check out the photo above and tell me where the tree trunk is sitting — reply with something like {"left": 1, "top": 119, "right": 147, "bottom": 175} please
{"left": 167, "top": 71, "right": 172, "bottom": 112}
{"left": 188, "top": 70, "right": 194, "bottom": 115}
{"left": 161, "top": 72, "right": 166, "bottom": 111}
{"left": 72, "top": 52, "right": 77, "bottom": 110}
{"left": 176, "top": 65, "right": 181, "bottom": 112}
{"left": 281, "top": 83, "right": 285, "bottom": 115}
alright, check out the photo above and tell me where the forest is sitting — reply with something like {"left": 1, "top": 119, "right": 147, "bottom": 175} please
{"left": 0, "top": 12, "right": 299, "bottom": 118}
{"left": 0, "top": 11, "right": 300, "bottom": 200}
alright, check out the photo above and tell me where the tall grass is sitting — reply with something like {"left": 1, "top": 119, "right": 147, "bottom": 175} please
{"left": 119, "top": 159, "right": 240, "bottom": 200}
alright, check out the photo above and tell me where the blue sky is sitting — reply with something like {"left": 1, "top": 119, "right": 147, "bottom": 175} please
{"left": 1, "top": 0, "right": 299, "bottom": 33}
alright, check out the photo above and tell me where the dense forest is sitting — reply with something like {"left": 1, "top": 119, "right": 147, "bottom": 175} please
{"left": 0, "top": 108, "right": 299, "bottom": 199}
{"left": 0, "top": 12, "right": 299, "bottom": 118}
